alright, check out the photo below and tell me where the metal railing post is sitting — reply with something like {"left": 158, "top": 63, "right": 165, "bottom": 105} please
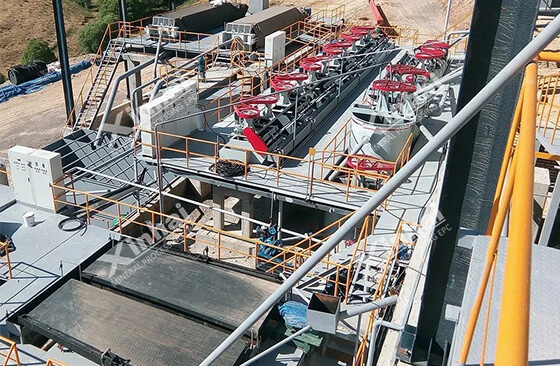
{"left": 494, "top": 62, "right": 537, "bottom": 366}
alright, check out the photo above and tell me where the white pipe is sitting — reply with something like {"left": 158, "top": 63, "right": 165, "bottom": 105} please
{"left": 279, "top": 272, "right": 310, "bottom": 304}
{"left": 366, "top": 320, "right": 405, "bottom": 366}
{"left": 239, "top": 325, "right": 312, "bottom": 366}
{"left": 198, "top": 15, "right": 560, "bottom": 366}
{"left": 328, "top": 136, "right": 369, "bottom": 181}
{"left": 414, "top": 67, "right": 464, "bottom": 97}
{"left": 339, "top": 295, "right": 398, "bottom": 320}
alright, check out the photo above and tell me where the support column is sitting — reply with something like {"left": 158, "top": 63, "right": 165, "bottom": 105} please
{"left": 213, "top": 188, "right": 225, "bottom": 231}
{"left": 126, "top": 58, "right": 142, "bottom": 103}
{"left": 277, "top": 200, "right": 284, "bottom": 240}
{"left": 538, "top": 172, "right": 560, "bottom": 246}
{"left": 241, "top": 193, "right": 254, "bottom": 238}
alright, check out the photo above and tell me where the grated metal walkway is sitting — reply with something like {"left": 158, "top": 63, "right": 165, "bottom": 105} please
{"left": 450, "top": 236, "right": 560, "bottom": 365}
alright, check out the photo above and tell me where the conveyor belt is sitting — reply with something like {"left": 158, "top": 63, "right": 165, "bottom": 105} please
{"left": 24, "top": 280, "right": 247, "bottom": 366}
{"left": 83, "top": 243, "right": 280, "bottom": 331}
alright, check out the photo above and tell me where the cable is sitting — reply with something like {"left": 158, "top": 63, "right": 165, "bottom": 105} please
{"left": 209, "top": 160, "right": 248, "bottom": 177}
{"left": 58, "top": 216, "right": 87, "bottom": 233}
{"left": 198, "top": 104, "right": 228, "bottom": 143}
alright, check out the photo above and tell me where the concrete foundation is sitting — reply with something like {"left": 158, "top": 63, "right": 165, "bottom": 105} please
{"left": 212, "top": 186, "right": 255, "bottom": 238}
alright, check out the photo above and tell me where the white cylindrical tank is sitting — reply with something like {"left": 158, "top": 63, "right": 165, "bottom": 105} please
{"left": 349, "top": 111, "right": 418, "bottom": 162}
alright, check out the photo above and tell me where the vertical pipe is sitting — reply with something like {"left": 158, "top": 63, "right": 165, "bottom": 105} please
{"left": 443, "top": 0, "right": 453, "bottom": 36}
{"left": 494, "top": 62, "right": 537, "bottom": 366}
{"left": 118, "top": 0, "right": 127, "bottom": 22}
{"left": 52, "top": 0, "right": 75, "bottom": 123}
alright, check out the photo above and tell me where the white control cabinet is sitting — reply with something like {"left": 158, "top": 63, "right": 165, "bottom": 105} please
{"left": 8, "top": 146, "right": 64, "bottom": 212}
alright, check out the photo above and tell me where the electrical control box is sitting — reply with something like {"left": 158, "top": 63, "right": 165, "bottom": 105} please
{"left": 8, "top": 146, "right": 64, "bottom": 212}
{"left": 265, "top": 31, "right": 286, "bottom": 67}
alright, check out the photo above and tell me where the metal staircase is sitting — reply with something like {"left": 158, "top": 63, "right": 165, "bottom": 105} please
{"left": 75, "top": 39, "right": 125, "bottom": 130}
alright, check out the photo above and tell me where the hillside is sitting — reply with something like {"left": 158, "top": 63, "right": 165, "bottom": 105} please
{"left": 273, "top": 0, "right": 473, "bottom": 35}
{"left": 0, "top": 0, "right": 93, "bottom": 74}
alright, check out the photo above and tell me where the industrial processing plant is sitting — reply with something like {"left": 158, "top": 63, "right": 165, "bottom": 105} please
{"left": 0, "top": 0, "right": 559, "bottom": 366}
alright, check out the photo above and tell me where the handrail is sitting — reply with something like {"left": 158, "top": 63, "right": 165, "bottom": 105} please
{"left": 135, "top": 126, "right": 398, "bottom": 203}
{"left": 50, "top": 180, "right": 365, "bottom": 300}
{"left": 45, "top": 359, "right": 70, "bottom": 366}
{"left": 0, "top": 240, "right": 13, "bottom": 279}
{"left": 198, "top": 15, "right": 560, "bottom": 366}
{"left": 494, "top": 61, "right": 537, "bottom": 366}
{"left": 0, "top": 335, "right": 21, "bottom": 366}
{"left": 456, "top": 62, "right": 538, "bottom": 366}
{"left": 353, "top": 220, "right": 420, "bottom": 366}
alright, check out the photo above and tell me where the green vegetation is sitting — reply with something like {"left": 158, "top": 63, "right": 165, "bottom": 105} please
{"left": 0, "top": 73, "right": 6, "bottom": 84}
{"left": 71, "top": 0, "right": 92, "bottom": 9}
{"left": 78, "top": 14, "right": 118, "bottom": 53}
{"left": 78, "top": 0, "right": 172, "bottom": 54}
{"left": 21, "top": 39, "right": 57, "bottom": 65}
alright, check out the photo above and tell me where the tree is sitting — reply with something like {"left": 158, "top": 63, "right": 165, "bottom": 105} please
{"left": 21, "top": 39, "right": 57, "bottom": 65}
{"left": 71, "top": 0, "right": 92, "bottom": 9}
{"left": 0, "top": 73, "right": 6, "bottom": 84}
{"left": 78, "top": 14, "right": 118, "bottom": 54}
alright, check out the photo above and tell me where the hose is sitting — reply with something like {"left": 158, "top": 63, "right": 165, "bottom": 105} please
{"left": 58, "top": 216, "right": 87, "bottom": 233}
{"left": 209, "top": 160, "right": 248, "bottom": 177}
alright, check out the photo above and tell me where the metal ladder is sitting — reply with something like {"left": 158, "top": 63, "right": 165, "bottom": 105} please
{"left": 75, "top": 39, "right": 125, "bottom": 130}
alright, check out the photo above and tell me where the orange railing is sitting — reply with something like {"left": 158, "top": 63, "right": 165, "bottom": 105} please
{"left": 133, "top": 127, "right": 412, "bottom": 203}
{"left": 0, "top": 336, "right": 21, "bottom": 366}
{"left": 456, "top": 62, "right": 538, "bottom": 366}
{"left": 536, "top": 71, "right": 560, "bottom": 145}
{"left": 50, "top": 179, "right": 376, "bottom": 301}
{"left": 62, "top": 22, "right": 124, "bottom": 134}
{"left": 353, "top": 220, "right": 420, "bottom": 366}
{"left": 0, "top": 240, "right": 13, "bottom": 279}
{"left": 45, "top": 360, "right": 69, "bottom": 366}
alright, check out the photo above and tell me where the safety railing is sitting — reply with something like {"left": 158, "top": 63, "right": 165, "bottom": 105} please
{"left": 45, "top": 359, "right": 69, "bottom": 366}
{"left": 0, "top": 335, "right": 21, "bottom": 366}
{"left": 536, "top": 70, "right": 560, "bottom": 146}
{"left": 50, "top": 180, "right": 372, "bottom": 302}
{"left": 456, "top": 62, "right": 537, "bottom": 366}
{"left": 0, "top": 240, "right": 13, "bottom": 279}
{"left": 121, "top": 24, "right": 215, "bottom": 51}
{"left": 309, "top": 5, "right": 345, "bottom": 25}
{"left": 353, "top": 220, "right": 420, "bottom": 366}
{"left": 134, "top": 127, "right": 402, "bottom": 203}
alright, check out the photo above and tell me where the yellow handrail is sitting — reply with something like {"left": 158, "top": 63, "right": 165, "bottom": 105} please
{"left": 45, "top": 359, "right": 70, "bottom": 366}
{"left": 494, "top": 61, "right": 537, "bottom": 366}
{"left": 457, "top": 62, "right": 538, "bottom": 366}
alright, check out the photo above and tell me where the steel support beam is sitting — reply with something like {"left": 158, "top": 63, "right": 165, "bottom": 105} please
{"left": 538, "top": 171, "right": 560, "bottom": 246}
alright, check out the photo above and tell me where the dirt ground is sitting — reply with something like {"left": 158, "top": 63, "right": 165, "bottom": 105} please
{"left": 0, "top": 59, "right": 137, "bottom": 158}
{"left": 279, "top": 0, "right": 474, "bottom": 35}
